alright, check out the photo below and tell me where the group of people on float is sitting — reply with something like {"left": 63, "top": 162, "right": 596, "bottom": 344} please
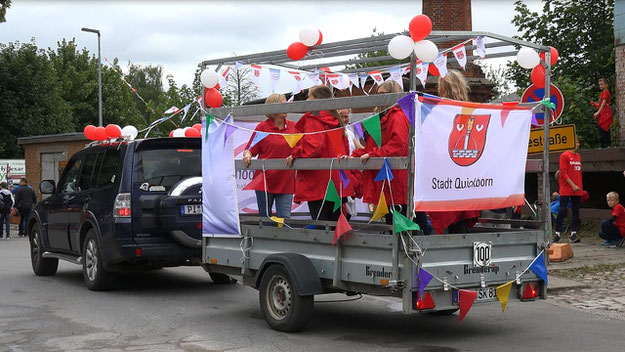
{"left": 242, "top": 69, "right": 478, "bottom": 235}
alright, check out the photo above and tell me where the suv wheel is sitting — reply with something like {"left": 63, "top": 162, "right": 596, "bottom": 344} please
{"left": 30, "top": 223, "right": 59, "bottom": 276}
{"left": 83, "top": 230, "right": 117, "bottom": 291}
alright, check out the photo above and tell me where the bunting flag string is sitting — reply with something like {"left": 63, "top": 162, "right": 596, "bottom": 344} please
{"left": 283, "top": 133, "right": 304, "bottom": 148}
{"left": 374, "top": 158, "right": 394, "bottom": 182}
{"left": 248, "top": 131, "right": 269, "bottom": 150}
{"left": 496, "top": 281, "right": 513, "bottom": 312}
{"left": 370, "top": 187, "right": 389, "bottom": 222}
{"left": 324, "top": 180, "right": 342, "bottom": 212}
{"left": 361, "top": 113, "right": 382, "bottom": 148}
{"left": 332, "top": 213, "right": 352, "bottom": 246}
{"left": 339, "top": 169, "right": 351, "bottom": 190}
{"left": 458, "top": 289, "right": 477, "bottom": 323}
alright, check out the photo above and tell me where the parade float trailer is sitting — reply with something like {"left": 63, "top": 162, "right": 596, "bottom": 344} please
{"left": 198, "top": 29, "right": 555, "bottom": 332}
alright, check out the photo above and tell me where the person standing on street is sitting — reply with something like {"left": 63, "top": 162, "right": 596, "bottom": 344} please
{"left": 554, "top": 137, "right": 583, "bottom": 243}
{"left": 0, "top": 182, "right": 14, "bottom": 240}
{"left": 14, "top": 178, "right": 37, "bottom": 237}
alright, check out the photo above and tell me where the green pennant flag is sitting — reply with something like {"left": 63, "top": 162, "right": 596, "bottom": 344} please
{"left": 205, "top": 114, "right": 216, "bottom": 141}
{"left": 324, "top": 180, "right": 341, "bottom": 212}
{"left": 362, "top": 113, "right": 382, "bottom": 148}
{"left": 393, "top": 211, "right": 420, "bottom": 234}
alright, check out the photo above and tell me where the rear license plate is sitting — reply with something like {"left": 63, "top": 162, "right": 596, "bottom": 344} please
{"left": 180, "top": 204, "right": 202, "bottom": 215}
{"left": 453, "top": 287, "right": 498, "bottom": 304}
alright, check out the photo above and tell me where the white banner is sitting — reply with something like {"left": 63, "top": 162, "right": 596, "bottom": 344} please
{"left": 414, "top": 97, "right": 532, "bottom": 211}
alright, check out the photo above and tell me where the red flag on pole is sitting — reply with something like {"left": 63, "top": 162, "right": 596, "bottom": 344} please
{"left": 458, "top": 289, "right": 477, "bottom": 323}
{"left": 332, "top": 213, "right": 352, "bottom": 245}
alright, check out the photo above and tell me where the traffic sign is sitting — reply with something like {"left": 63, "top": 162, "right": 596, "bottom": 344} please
{"left": 520, "top": 84, "right": 564, "bottom": 126}
{"left": 527, "top": 123, "right": 576, "bottom": 154}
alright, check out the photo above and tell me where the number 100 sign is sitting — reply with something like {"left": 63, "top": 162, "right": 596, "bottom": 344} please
{"left": 473, "top": 242, "right": 492, "bottom": 267}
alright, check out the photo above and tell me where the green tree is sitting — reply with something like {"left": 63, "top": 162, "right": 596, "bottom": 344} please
{"left": 0, "top": 0, "right": 10, "bottom": 23}
{"left": 221, "top": 65, "right": 259, "bottom": 106}
{"left": 0, "top": 40, "right": 73, "bottom": 158}
{"left": 125, "top": 63, "right": 166, "bottom": 124}
{"left": 508, "top": 0, "right": 615, "bottom": 147}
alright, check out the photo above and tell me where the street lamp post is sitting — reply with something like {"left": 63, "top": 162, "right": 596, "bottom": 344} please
{"left": 81, "top": 27, "right": 103, "bottom": 127}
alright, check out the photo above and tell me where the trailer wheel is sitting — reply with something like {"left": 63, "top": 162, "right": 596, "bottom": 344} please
{"left": 259, "top": 264, "right": 313, "bottom": 332}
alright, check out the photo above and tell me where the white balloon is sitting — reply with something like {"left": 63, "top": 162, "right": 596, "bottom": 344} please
{"left": 120, "top": 125, "right": 138, "bottom": 140}
{"left": 413, "top": 40, "right": 438, "bottom": 63}
{"left": 200, "top": 69, "right": 219, "bottom": 88}
{"left": 299, "top": 28, "right": 320, "bottom": 47}
{"left": 172, "top": 128, "right": 185, "bottom": 138}
{"left": 516, "top": 47, "right": 540, "bottom": 69}
{"left": 388, "top": 35, "right": 415, "bottom": 60}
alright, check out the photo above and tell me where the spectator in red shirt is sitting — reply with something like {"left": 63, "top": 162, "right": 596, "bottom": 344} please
{"left": 598, "top": 191, "right": 625, "bottom": 247}
{"left": 554, "top": 137, "right": 582, "bottom": 243}
{"left": 286, "top": 85, "right": 354, "bottom": 221}
{"left": 590, "top": 78, "right": 613, "bottom": 148}
{"left": 242, "top": 94, "right": 297, "bottom": 218}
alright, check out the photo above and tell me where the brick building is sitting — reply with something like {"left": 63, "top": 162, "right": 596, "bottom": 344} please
{"left": 17, "top": 133, "right": 89, "bottom": 198}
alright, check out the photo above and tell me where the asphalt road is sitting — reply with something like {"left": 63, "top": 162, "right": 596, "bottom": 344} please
{"left": 1, "top": 236, "right": 623, "bottom": 352}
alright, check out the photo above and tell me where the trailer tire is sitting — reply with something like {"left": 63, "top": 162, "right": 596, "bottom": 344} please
{"left": 259, "top": 264, "right": 313, "bottom": 332}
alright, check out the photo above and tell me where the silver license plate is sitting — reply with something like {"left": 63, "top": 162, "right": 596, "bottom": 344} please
{"left": 476, "top": 287, "right": 497, "bottom": 302}
{"left": 181, "top": 204, "right": 202, "bottom": 215}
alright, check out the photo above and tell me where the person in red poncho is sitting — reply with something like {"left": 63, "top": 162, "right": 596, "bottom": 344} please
{"left": 242, "top": 94, "right": 297, "bottom": 219}
{"left": 350, "top": 81, "right": 429, "bottom": 232}
{"left": 428, "top": 70, "right": 480, "bottom": 234}
{"left": 286, "top": 85, "right": 354, "bottom": 221}
{"left": 590, "top": 78, "right": 613, "bottom": 148}
{"left": 554, "top": 137, "right": 582, "bottom": 243}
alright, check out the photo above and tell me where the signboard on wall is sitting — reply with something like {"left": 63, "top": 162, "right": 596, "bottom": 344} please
{"left": 527, "top": 124, "right": 576, "bottom": 154}
{"left": 0, "top": 159, "right": 26, "bottom": 185}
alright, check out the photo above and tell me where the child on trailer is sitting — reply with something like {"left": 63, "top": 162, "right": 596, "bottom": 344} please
{"left": 598, "top": 191, "right": 625, "bottom": 247}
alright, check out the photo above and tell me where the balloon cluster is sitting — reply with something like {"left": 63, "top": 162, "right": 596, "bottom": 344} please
{"left": 84, "top": 124, "right": 138, "bottom": 141}
{"left": 387, "top": 14, "right": 437, "bottom": 62}
{"left": 170, "top": 123, "right": 202, "bottom": 138}
{"left": 516, "top": 46, "right": 559, "bottom": 88}
{"left": 200, "top": 70, "right": 223, "bottom": 108}
{"left": 286, "top": 28, "right": 323, "bottom": 61}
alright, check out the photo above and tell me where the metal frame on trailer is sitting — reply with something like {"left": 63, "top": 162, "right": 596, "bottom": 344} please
{"left": 200, "top": 29, "right": 554, "bottom": 245}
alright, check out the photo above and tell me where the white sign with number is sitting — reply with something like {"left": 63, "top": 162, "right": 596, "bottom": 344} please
{"left": 473, "top": 242, "right": 492, "bottom": 267}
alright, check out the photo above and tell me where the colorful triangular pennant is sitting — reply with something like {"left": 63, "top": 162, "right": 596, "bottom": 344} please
{"left": 283, "top": 133, "right": 303, "bottom": 148}
{"left": 370, "top": 191, "right": 389, "bottom": 222}
{"left": 496, "top": 281, "right": 513, "bottom": 312}
{"left": 458, "top": 289, "right": 477, "bottom": 323}
{"left": 249, "top": 131, "right": 269, "bottom": 150}
{"left": 393, "top": 211, "right": 420, "bottom": 233}
{"left": 332, "top": 213, "right": 352, "bottom": 245}
{"left": 374, "top": 159, "right": 394, "bottom": 182}
{"left": 324, "top": 180, "right": 341, "bottom": 212}
{"left": 362, "top": 114, "right": 381, "bottom": 148}
{"left": 339, "top": 169, "right": 350, "bottom": 190}
{"left": 417, "top": 268, "right": 433, "bottom": 301}
{"left": 529, "top": 251, "right": 548, "bottom": 286}
{"left": 326, "top": 128, "right": 345, "bottom": 156}
{"left": 397, "top": 92, "right": 416, "bottom": 127}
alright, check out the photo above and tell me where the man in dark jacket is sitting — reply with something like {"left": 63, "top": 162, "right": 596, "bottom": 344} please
{"left": 14, "top": 178, "right": 37, "bottom": 237}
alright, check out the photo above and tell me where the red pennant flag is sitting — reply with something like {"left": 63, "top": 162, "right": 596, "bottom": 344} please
{"left": 332, "top": 213, "right": 352, "bottom": 245}
{"left": 242, "top": 173, "right": 265, "bottom": 191}
{"left": 458, "top": 289, "right": 477, "bottom": 323}
{"left": 326, "top": 129, "right": 345, "bottom": 156}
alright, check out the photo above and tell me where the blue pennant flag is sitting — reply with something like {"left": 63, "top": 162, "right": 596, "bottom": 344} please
{"left": 412, "top": 267, "right": 434, "bottom": 301}
{"left": 397, "top": 92, "right": 416, "bottom": 127}
{"left": 374, "top": 158, "right": 394, "bottom": 182}
{"left": 529, "top": 251, "right": 548, "bottom": 286}
{"left": 339, "top": 170, "right": 350, "bottom": 190}
{"left": 248, "top": 131, "right": 269, "bottom": 150}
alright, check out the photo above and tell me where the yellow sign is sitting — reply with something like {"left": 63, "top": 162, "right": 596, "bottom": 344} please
{"left": 528, "top": 124, "right": 576, "bottom": 154}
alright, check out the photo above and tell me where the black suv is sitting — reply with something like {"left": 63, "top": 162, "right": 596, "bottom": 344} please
{"left": 30, "top": 137, "right": 232, "bottom": 290}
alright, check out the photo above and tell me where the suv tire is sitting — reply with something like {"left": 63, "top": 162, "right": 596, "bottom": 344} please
{"left": 259, "top": 264, "right": 313, "bottom": 332}
{"left": 83, "top": 230, "right": 117, "bottom": 291}
{"left": 30, "top": 223, "right": 59, "bottom": 276}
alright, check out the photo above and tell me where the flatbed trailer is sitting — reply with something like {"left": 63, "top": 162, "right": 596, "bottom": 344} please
{"left": 199, "top": 29, "right": 555, "bottom": 331}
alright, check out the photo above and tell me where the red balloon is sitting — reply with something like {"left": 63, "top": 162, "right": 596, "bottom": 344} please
{"left": 286, "top": 42, "right": 309, "bottom": 61}
{"left": 539, "top": 46, "right": 559, "bottom": 66}
{"left": 94, "top": 126, "right": 108, "bottom": 141}
{"left": 84, "top": 125, "right": 96, "bottom": 140}
{"left": 193, "top": 123, "right": 202, "bottom": 131}
{"left": 315, "top": 30, "right": 323, "bottom": 45}
{"left": 531, "top": 65, "right": 545, "bottom": 88}
{"left": 428, "top": 63, "right": 440, "bottom": 77}
{"left": 204, "top": 88, "right": 223, "bottom": 108}
{"left": 169, "top": 130, "right": 175, "bottom": 137}
{"left": 105, "top": 124, "right": 122, "bottom": 138}
{"left": 409, "top": 14, "right": 432, "bottom": 42}
{"left": 185, "top": 127, "right": 201, "bottom": 137}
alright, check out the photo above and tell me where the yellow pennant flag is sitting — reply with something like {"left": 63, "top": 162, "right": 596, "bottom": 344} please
{"left": 283, "top": 134, "right": 304, "bottom": 148}
{"left": 496, "top": 281, "right": 513, "bottom": 312}
{"left": 270, "top": 216, "right": 285, "bottom": 228}
{"left": 370, "top": 192, "right": 389, "bottom": 222}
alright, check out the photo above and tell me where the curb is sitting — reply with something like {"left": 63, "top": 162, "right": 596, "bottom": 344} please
{"left": 547, "top": 276, "right": 590, "bottom": 294}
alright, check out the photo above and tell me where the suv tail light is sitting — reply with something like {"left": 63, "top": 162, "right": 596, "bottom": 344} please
{"left": 520, "top": 282, "right": 538, "bottom": 301}
{"left": 113, "top": 193, "right": 131, "bottom": 218}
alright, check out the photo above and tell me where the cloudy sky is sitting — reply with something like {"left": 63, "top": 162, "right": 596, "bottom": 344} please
{"left": 0, "top": 0, "right": 541, "bottom": 88}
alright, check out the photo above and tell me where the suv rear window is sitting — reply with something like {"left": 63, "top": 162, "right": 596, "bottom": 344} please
{"left": 136, "top": 148, "right": 200, "bottom": 191}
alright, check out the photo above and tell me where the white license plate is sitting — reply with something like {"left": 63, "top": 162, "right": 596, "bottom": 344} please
{"left": 476, "top": 287, "right": 497, "bottom": 302}
{"left": 180, "top": 204, "right": 202, "bottom": 215}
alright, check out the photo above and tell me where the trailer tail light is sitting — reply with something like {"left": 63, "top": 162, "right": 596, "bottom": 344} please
{"left": 135, "top": 248, "right": 142, "bottom": 257}
{"left": 415, "top": 292, "right": 435, "bottom": 310}
{"left": 113, "top": 193, "right": 131, "bottom": 218}
{"left": 521, "top": 282, "right": 538, "bottom": 301}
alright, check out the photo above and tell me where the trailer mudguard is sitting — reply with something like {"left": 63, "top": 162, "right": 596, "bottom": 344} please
{"left": 254, "top": 253, "right": 323, "bottom": 295}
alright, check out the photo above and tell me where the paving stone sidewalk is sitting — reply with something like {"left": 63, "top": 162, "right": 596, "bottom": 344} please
{"left": 548, "top": 235, "right": 625, "bottom": 319}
